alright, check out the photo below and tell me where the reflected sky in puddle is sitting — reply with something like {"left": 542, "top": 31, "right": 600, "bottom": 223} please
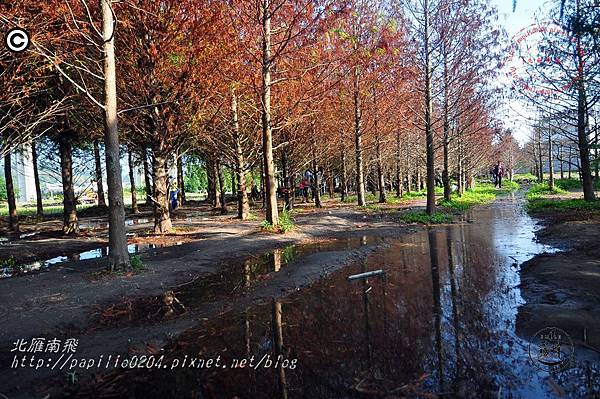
{"left": 86, "top": 195, "right": 599, "bottom": 398}
{"left": 177, "top": 236, "right": 385, "bottom": 306}
{"left": 0, "top": 242, "right": 180, "bottom": 278}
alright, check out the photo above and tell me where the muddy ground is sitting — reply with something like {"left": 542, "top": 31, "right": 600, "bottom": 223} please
{"left": 518, "top": 205, "right": 600, "bottom": 352}
{"left": 0, "top": 197, "right": 426, "bottom": 398}
{"left": 2, "top": 192, "right": 598, "bottom": 398}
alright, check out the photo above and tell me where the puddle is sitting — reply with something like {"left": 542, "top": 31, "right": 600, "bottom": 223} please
{"left": 18, "top": 232, "right": 38, "bottom": 239}
{"left": 176, "top": 236, "right": 384, "bottom": 306}
{"left": 0, "top": 242, "right": 179, "bottom": 278}
{"left": 84, "top": 194, "right": 599, "bottom": 398}
{"left": 125, "top": 218, "right": 150, "bottom": 226}
{"left": 79, "top": 217, "right": 151, "bottom": 230}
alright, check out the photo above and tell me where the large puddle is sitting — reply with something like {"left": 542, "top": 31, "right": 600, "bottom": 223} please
{"left": 176, "top": 236, "right": 385, "bottom": 306}
{"left": 0, "top": 242, "right": 179, "bottom": 278}
{"left": 76, "top": 195, "right": 599, "bottom": 398}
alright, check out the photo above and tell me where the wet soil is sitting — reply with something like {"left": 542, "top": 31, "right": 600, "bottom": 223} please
{"left": 0, "top": 200, "right": 420, "bottom": 398}
{"left": 1, "top": 195, "right": 598, "bottom": 398}
{"left": 517, "top": 206, "right": 600, "bottom": 353}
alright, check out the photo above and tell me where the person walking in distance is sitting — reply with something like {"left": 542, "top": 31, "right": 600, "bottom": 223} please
{"left": 494, "top": 160, "right": 504, "bottom": 188}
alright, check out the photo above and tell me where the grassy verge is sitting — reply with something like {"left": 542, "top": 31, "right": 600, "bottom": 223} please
{"left": 398, "top": 211, "right": 453, "bottom": 224}
{"left": 440, "top": 181, "right": 519, "bottom": 211}
{"left": 526, "top": 181, "right": 600, "bottom": 213}
{"left": 527, "top": 198, "right": 600, "bottom": 213}
{"left": 526, "top": 183, "right": 567, "bottom": 201}
{"left": 0, "top": 204, "right": 95, "bottom": 217}
{"left": 553, "top": 178, "right": 600, "bottom": 191}
{"left": 513, "top": 173, "right": 538, "bottom": 183}
{"left": 260, "top": 208, "right": 295, "bottom": 233}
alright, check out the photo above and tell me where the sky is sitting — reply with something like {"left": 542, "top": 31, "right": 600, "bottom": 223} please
{"left": 490, "top": 0, "right": 550, "bottom": 144}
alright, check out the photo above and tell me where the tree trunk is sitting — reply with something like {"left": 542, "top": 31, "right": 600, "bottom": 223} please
{"left": 577, "top": 73, "right": 595, "bottom": 200}
{"left": 271, "top": 300, "right": 288, "bottom": 399}
{"left": 177, "top": 155, "right": 185, "bottom": 206}
{"left": 93, "top": 139, "right": 107, "bottom": 207}
{"left": 217, "top": 158, "right": 227, "bottom": 215}
{"left": 260, "top": 156, "right": 266, "bottom": 209}
{"left": 559, "top": 144, "right": 564, "bottom": 179}
{"left": 311, "top": 137, "right": 322, "bottom": 208}
{"left": 31, "top": 141, "right": 44, "bottom": 218}
{"left": 424, "top": 0, "right": 436, "bottom": 215}
{"left": 143, "top": 148, "right": 152, "bottom": 205}
{"left": 532, "top": 142, "right": 539, "bottom": 179}
{"left": 395, "top": 131, "right": 403, "bottom": 197}
{"left": 457, "top": 146, "right": 463, "bottom": 195}
{"left": 340, "top": 131, "right": 348, "bottom": 202}
{"left": 128, "top": 148, "right": 138, "bottom": 214}
{"left": 353, "top": 62, "right": 366, "bottom": 206}
{"left": 595, "top": 118, "right": 599, "bottom": 180}
{"left": 207, "top": 157, "right": 217, "bottom": 206}
{"left": 261, "top": 0, "right": 279, "bottom": 225}
{"left": 4, "top": 152, "right": 19, "bottom": 233}
{"left": 281, "top": 146, "right": 292, "bottom": 211}
{"left": 231, "top": 169, "right": 236, "bottom": 198}
{"left": 568, "top": 146, "right": 572, "bottom": 179}
{"left": 442, "top": 46, "right": 451, "bottom": 202}
{"left": 372, "top": 88, "right": 386, "bottom": 204}
{"left": 376, "top": 136, "right": 386, "bottom": 203}
{"left": 548, "top": 129, "right": 554, "bottom": 190}
{"left": 152, "top": 151, "right": 172, "bottom": 234}
{"left": 232, "top": 89, "right": 250, "bottom": 219}
{"left": 327, "top": 165, "right": 334, "bottom": 199}
{"left": 58, "top": 136, "right": 78, "bottom": 235}
{"left": 537, "top": 130, "right": 543, "bottom": 183}
{"left": 102, "top": 0, "right": 129, "bottom": 269}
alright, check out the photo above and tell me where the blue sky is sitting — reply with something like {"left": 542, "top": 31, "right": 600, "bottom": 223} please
{"left": 491, "top": 0, "right": 550, "bottom": 144}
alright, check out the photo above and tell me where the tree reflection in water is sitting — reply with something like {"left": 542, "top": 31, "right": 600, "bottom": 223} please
{"left": 71, "top": 204, "right": 600, "bottom": 398}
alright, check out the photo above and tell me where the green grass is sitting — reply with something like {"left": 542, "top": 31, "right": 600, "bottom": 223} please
{"left": 279, "top": 208, "right": 295, "bottom": 233}
{"left": 0, "top": 204, "right": 95, "bottom": 217}
{"left": 360, "top": 204, "right": 382, "bottom": 212}
{"left": 526, "top": 181, "right": 600, "bottom": 213}
{"left": 398, "top": 211, "right": 453, "bottom": 224}
{"left": 260, "top": 208, "right": 295, "bottom": 233}
{"left": 555, "top": 178, "right": 582, "bottom": 190}
{"left": 384, "top": 190, "right": 427, "bottom": 204}
{"left": 0, "top": 257, "right": 19, "bottom": 273}
{"left": 439, "top": 182, "right": 519, "bottom": 211}
{"left": 130, "top": 255, "right": 144, "bottom": 270}
{"left": 527, "top": 198, "right": 600, "bottom": 213}
{"left": 342, "top": 192, "right": 379, "bottom": 203}
{"left": 526, "top": 183, "right": 567, "bottom": 200}
{"left": 440, "top": 191, "right": 495, "bottom": 211}
{"left": 553, "top": 178, "right": 600, "bottom": 191}
{"left": 513, "top": 173, "right": 538, "bottom": 183}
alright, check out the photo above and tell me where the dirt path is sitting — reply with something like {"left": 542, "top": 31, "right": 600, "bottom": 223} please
{"left": 0, "top": 202, "right": 424, "bottom": 398}
{"left": 517, "top": 208, "right": 600, "bottom": 352}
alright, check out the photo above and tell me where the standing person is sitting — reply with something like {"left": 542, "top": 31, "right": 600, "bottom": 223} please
{"left": 490, "top": 165, "right": 497, "bottom": 186}
{"left": 494, "top": 161, "right": 504, "bottom": 188}
{"left": 170, "top": 187, "right": 179, "bottom": 210}
{"left": 169, "top": 177, "right": 179, "bottom": 210}
{"left": 251, "top": 183, "right": 260, "bottom": 202}
{"left": 299, "top": 180, "right": 306, "bottom": 203}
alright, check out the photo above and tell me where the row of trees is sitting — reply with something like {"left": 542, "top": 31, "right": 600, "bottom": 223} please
{"left": 515, "top": 0, "right": 600, "bottom": 197}
{"left": 2, "top": 0, "right": 507, "bottom": 269}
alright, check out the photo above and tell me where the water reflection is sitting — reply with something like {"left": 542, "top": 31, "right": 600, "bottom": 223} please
{"left": 272, "top": 300, "right": 288, "bottom": 399}
{"left": 1, "top": 243, "right": 173, "bottom": 278}
{"left": 52, "top": 198, "right": 600, "bottom": 397}
{"left": 177, "top": 237, "right": 381, "bottom": 307}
